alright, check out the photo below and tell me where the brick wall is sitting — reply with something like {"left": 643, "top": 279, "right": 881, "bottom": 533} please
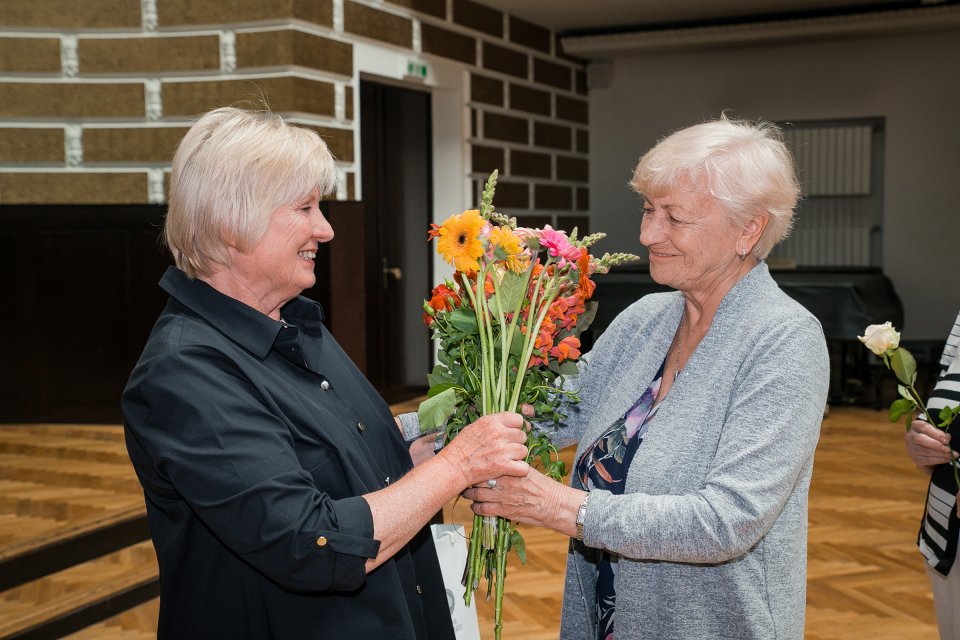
{"left": 0, "top": 0, "right": 588, "bottom": 218}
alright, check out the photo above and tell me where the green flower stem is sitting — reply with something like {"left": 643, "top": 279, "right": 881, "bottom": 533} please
{"left": 463, "top": 512, "right": 483, "bottom": 606}
{"left": 489, "top": 272, "right": 511, "bottom": 411}
{"left": 505, "top": 258, "right": 554, "bottom": 412}
{"left": 478, "top": 265, "right": 499, "bottom": 413}
{"left": 493, "top": 515, "right": 509, "bottom": 640}
{"left": 509, "top": 278, "right": 559, "bottom": 413}
{"left": 461, "top": 271, "right": 491, "bottom": 414}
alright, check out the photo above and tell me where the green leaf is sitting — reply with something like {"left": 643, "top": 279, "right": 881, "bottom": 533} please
{"left": 552, "top": 460, "right": 567, "bottom": 478}
{"left": 548, "top": 360, "right": 580, "bottom": 376}
{"left": 497, "top": 270, "right": 526, "bottom": 313}
{"left": 426, "top": 364, "right": 454, "bottom": 388}
{"left": 572, "top": 301, "right": 598, "bottom": 337}
{"left": 508, "top": 327, "right": 525, "bottom": 357}
{"left": 510, "top": 529, "right": 527, "bottom": 564}
{"left": 888, "top": 398, "right": 915, "bottom": 422}
{"left": 417, "top": 387, "right": 459, "bottom": 433}
{"left": 448, "top": 307, "right": 479, "bottom": 334}
{"left": 427, "top": 382, "right": 457, "bottom": 398}
{"left": 939, "top": 405, "right": 960, "bottom": 429}
{"left": 890, "top": 348, "right": 917, "bottom": 386}
{"left": 897, "top": 385, "right": 913, "bottom": 401}
{"left": 437, "top": 349, "right": 451, "bottom": 367}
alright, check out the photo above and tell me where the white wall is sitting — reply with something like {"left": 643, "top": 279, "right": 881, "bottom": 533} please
{"left": 589, "top": 28, "right": 960, "bottom": 340}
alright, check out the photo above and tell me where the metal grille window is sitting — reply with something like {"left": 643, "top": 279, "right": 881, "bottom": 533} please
{"left": 769, "top": 119, "right": 884, "bottom": 268}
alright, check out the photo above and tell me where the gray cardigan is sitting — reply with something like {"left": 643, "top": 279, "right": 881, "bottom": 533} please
{"left": 554, "top": 263, "right": 829, "bottom": 640}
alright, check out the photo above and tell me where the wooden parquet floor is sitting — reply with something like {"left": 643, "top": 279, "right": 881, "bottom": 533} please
{"left": 0, "top": 406, "right": 942, "bottom": 639}
{"left": 0, "top": 425, "right": 146, "bottom": 563}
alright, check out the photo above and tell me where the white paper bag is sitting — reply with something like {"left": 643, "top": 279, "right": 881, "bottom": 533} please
{"left": 431, "top": 524, "right": 481, "bottom": 640}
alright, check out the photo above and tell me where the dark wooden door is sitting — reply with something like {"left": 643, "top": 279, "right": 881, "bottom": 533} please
{"left": 360, "top": 80, "right": 433, "bottom": 402}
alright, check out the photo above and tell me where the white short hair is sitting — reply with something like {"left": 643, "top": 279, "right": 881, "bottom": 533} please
{"left": 631, "top": 116, "right": 800, "bottom": 259}
{"left": 165, "top": 107, "right": 337, "bottom": 278}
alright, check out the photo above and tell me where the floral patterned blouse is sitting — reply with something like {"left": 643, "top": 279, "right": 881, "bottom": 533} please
{"left": 574, "top": 361, "right": 665, "bottom": 640}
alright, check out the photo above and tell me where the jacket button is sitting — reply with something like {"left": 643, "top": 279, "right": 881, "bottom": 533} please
{"left": 416, "top": 584, "right": 423, "bottom": 594}
{"left": 320, "top": 380, "right": 330, "bottom": 391}
{"left": 316, "top": 536, "right": 328, "bottom": 547}
{"left": 384, "top": 476, "right": 391, "bottom": 485}
{"left": 356, "top": 422, "right": 365, "bottom": 433}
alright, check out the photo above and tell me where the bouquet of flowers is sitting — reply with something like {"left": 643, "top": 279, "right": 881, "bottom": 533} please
{"left": 860, "top": 321, "right": 960, "bottom": 487}
{"left": 418, "top": 171, "right": 639, "bottom": 638}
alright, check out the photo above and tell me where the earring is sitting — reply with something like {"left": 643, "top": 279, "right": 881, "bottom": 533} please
{"left": 736, "top": 245, "right": 747, "bottom": 261}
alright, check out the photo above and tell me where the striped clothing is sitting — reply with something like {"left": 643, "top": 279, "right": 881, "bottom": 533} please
{"left": 919, "top": 311, "right": 960, "bottom": 575}
{"left": 940, "top": 309, "right": 960, "bottom": 372}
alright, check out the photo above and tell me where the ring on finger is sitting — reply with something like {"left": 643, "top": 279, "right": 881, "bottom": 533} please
{"left": 486, "top": 478, "right": 497, "bottom": 489}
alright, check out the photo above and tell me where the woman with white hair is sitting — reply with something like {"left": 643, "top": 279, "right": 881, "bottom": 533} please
{"left": 122, "top": 107, "right": 529, "bottom": 639}
{"left": 466, "top": 117, "right": 830, "bottom": 639}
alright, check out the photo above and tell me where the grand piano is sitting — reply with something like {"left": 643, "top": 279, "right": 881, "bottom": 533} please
{"left": 586, "top": 266, "right": 905, "bottom": 406}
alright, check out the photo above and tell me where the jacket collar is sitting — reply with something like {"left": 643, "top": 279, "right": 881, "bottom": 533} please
{"left": 159, "top": 266, "right": 326, "bottom": 361}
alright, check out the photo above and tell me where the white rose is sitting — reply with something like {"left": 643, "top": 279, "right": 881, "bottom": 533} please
{"left": 858, "top": 321, "right": 900, "bottom": 356}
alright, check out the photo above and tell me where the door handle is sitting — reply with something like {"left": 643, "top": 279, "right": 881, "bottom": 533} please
{"left": 382, "top": 258, "right": 403, "bottom": 288}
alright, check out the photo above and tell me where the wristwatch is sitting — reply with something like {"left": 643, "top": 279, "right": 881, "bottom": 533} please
{"left": 575, "top": 492, "right": 590, "bottom": 540}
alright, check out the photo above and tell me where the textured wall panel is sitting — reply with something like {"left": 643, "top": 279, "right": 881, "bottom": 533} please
{"left": 557, "top": 155, "right": 588, "bottom": 182}
{"left": 471, "top": 145, "right": 504, "bottom": 175}
{"left": 158, "top": 0, "right": 332, "bottom": 27}
{"left": 236, "top": 30, "right": 352, "bottom": 76}
{"left": 510, "top": 150, "right": 551, "bottom": 178}
{"left": 482, "top": 42, "right": 526, "bottom": 79}
{"left": 80, "top": 36, "right": 220, "bottom": 73}
{"left": 483, "top": 113, "right": 528, "bottom": 144}
{"left": 453, "top": 0, "right": 502, "bottom": 38}
{"left": 0, "top": 173, "right": 147, "bottom": 204}
{"left": 556, "top": 95, "right": 588, "bottom": 124}
{"left": 534, "top": 184, "right": 572, "bottom": 210}
{"left": 533, "top": 57, "right": 570, "bottom": 91}
{"left": 387, "top": 0, "right": 446, "bottom": 18}
{"left": 0, "top": 129, "right": 65, "bottom": 163}
{"left": 163, "top": 77, "right": 335, "bottom": 118}
{"left": 0, "top": 37, "right": 61, "bottom": 73}
{"left": 84, "top": 127, "right": 189, "bottom": 163}
{"left": 470, "top": 74, "right": 503, "bottom": 106}
{"left": 509, "top": 84, "right": 550, "bottom": 115}
{"left": 421, "top": 23, "right": 475, "bottom": 65}
{"left": 509, "top": 16, "right": 550, "bottom": 53}
{"left": 344, "top": 2, "right": 413, "bottom": 49}
{"left": 533, "top": 121, "right": 571, "bottom": 150}
{"left": 0, "top": 83, "right": 145, "bottom": 118}
{"left": 2, "top": 0, "right": 140, "bottom": 28}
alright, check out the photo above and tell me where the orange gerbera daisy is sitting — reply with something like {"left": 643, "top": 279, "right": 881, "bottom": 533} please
{"left": 436, "top": 209, "right": 485, "bottom": 272}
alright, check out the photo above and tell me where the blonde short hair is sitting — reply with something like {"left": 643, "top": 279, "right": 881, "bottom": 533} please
{"left": 165, "top": 107, "right": 337, "bottom": 278}
{"left": 631, "top": 116, "right": 800, "bottom": 259}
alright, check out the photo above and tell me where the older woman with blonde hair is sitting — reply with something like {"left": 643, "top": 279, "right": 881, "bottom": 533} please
{"left": 466, "top": 116, "right": 830, "bottom": 639}
{"left": 122, "top": 107, "right": 529, "bottom": 639}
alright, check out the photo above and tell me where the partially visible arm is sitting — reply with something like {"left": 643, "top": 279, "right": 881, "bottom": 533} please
{"left": 364, "top": 413, "right": 530, "bottom": 571}
{"left": 127, "top": 348, "right": 528, "bottom": 589}
{"left": 579, "top": 316, "right": 830, "bottom": 563}
{"left": 470, "top": 316, "right": 830, "bottom": 564}
{"left": 466, "top": 468, "right": 585, "bottom": 538}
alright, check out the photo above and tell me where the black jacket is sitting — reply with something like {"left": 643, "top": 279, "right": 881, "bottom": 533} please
{"left": 122, "top": 267, "right": 454, "bottom": 639}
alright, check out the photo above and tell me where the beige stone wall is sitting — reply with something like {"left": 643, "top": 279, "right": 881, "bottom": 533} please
{"left": 0, "top": 0, "right": 588, "bottom": 213}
